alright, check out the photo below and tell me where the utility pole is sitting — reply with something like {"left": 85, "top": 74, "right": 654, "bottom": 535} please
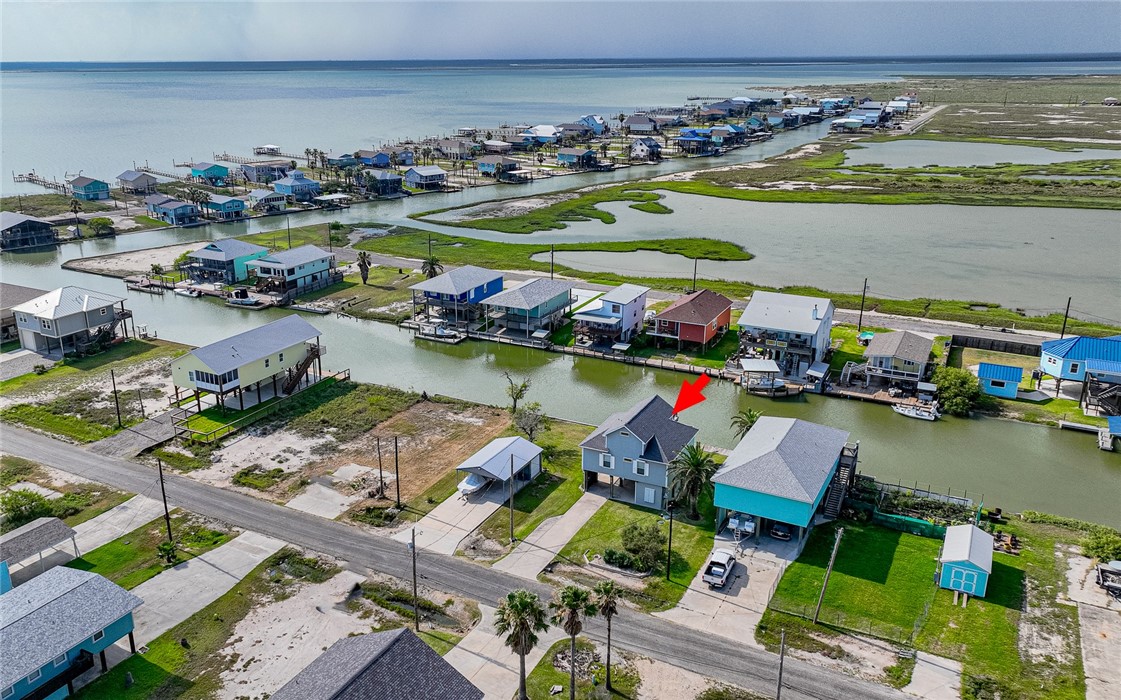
{"left": 509, "top": 454, "right": 516, "bottom": 543}
{"left": 1060, "top": 296, "right": 1072, "bottom": 339}
{"left": 857, "top": 278, "right": 868, "bottom": 332}
{"left": 427, "top": 234, "right": 432, "bottom": 257}
{"left": 394, "top": 436, "right": 401, "bottom": 508}
{"left": 287, "top": 217, "right": 292, "bottom": 248}
{"left": 665, "top": 500, "right": 676, "bottom": 581}
{"left": 550, "top": 244, "right": 555, "bottom": 280}
{"left": 137, "top": 388, "right": 146, "bottom": 419}
{"left": 813, "top": 527, "right": 844, "bottom": 624}
{"left": 157, "top": 459, "right": 173, "bottom": 544}
{"left": 376, "top": 436, "right": 384, "bottom": 498}
{"left": 692, "top": 258, "right": 698, "bottom": 292}
{"left": 410, "top": 527, "right": 420, "bottom": 631}
{"left": 776, "top": 629, "right": 786, "bottom": 700}
{"left": 109, "top": 369, "right": 123, "bottom": 428}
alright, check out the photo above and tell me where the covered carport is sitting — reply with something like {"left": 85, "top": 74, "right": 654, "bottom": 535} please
{"left": 455, "top": 436, "right": 542, "bottom": 498}
{"left": 0, "top": 517, "right": 79, "bottom": 585}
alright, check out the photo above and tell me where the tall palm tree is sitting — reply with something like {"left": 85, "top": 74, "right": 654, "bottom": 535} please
{"left": 68, "top": 199, "right": 82, "bottom": 232}
{"left": 356, "top": 251, "right": 372, "bottom": 285}
{"left": 421, "top": 255, "right": 443, "bottom": 279}
{"left": 730, "top": 408, "right": 763, "bottom": 440}
{"left": 593, "top": 581, "right": 619, "bottom": 691}
{"left": 494, "top": 590, "right": 550, "bottom": 700}
{"left": 669, "top": 443, "right": 718, "bottom": 521}
{"left": 550, "top": 585, "right": 597, "bottom": 700}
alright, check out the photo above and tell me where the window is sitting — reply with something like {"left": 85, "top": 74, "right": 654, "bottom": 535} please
{"left": 2, "top": 685, "right": 13, "bottom": 698}
{"left": 92, "top": 629, "right": 105, "bottom": 643}
{"left": 990, "top": 380, "right": 1006, "bottom": 389}
{"left": 27, "top": 670, "right": 41, "bottom": 683}
{"left": 53, "top": 654, "right": 67, "bottom": 667}
{"left": 264, "top": 358, "right": 270, "bottom": 368}
{"left": 100, "top": 307, "right": 108, "bottom": 316}
{"left": 634, "top": 460, "right": 649, "bottom": 477}
{"left": 41, "top": 319, "right": 52, "bottom": 330}
{"left": 599, "top": 454, "right": 614, "bottom": 470}
{"left": 1069, "top": 362, "right": 1080, "bottom": 373}
{"left": 279, "top": 352, "right": 284, "bottom": 362}
{"left": 188, "top": 371, "right": 195, "bottom": 381}
{"left": 619, "top": 431, "right": 630, "bottom": 437}
{"left": 17, "top": 315, "right": 25, "bottom": 323}
{"left": 611, "top": 304, "right": 621, "bottom": 314}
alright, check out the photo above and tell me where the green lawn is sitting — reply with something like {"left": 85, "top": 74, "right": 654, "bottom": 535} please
{"left": 418, "top": 629, "right": 463, "bottom": 656}
{"left": 827, "top": 324, "right": 892, "bottom": 374}
{"left": 526, "top": 639, "right": 641, "bottom": 700}
{"left": 632, "top": 329, "right": 740, "bottom": 370}
{"left": 949, "top": 347, "right": 1038, "bottom": 388}
{"left": 0, "top": 193, "right": 113, "bottom": 217}
{"left": 67, "top": 511, "right": 231, "bottom": 590}
{"left": 299, "top": 266, "right": 425, "bottom": 322}
{"left": 238, "top": 223, "right": 347, "bottom": 251}
{"left": 0, "top": 404, "right": 120, "bottom": 443}
{"left": 997, "top": 396, "right": 1108, "bottom": 428}
{"left": 0, "top": 339, "right": 186, "bottom": 396}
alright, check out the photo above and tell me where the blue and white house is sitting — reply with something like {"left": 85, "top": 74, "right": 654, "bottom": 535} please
{"left": 241, "top": 160, "right": 291, "bottom": 184}
{"left": 556, "top": 148, "right": 597, "bottom": 168}
{"left": 0, "top": 567, "right": 142, "bottom": 700}
{"left": 404, "top": 166, "right": 447, "bottom": 190}
{"left": 630, "top": 137, "right": 662, "bottom": 161}
{"left": 580, "top": 395, "right": 699, "bottom": 508}
{"left": 203, "top": 194, "right": 247, "bottom": 221}
{"left": 358, "top": 149, "right": 414, "bottom": 168}
{"left": 572, "top": 283, "right": 649, "bottom": 344}
{"left": 247, "top": 245, "right": 338, "bottom": 295}
{"left": 712, "top": 417, "right": 856, "bottom": 543}
{"left": 67, "top": 176, "right": 110, "bottom": 201}
{"left": 481, "top": 278, "right": 575, "bottom": 335}
{"left": 191, "top": 162, "right": 229, "bottom": 186}
{"left": 938, "top": 524, "right": 993, "bottom": 598}
{"left": 977, "top": 362, "right": 1023, "bottom": 399}
{"left": 248, "top": 189, "right": 288, "bottom": 212}
{"left": 1040, "top": 335, "right": 1121, "bottom": 383}
{"left": 116, "top": 170, "right": 158, "bottom": 194}
{"left": 144, "top": 194, "right": 200, "bottom": 226}
{"left": 271, "top": 170, "right": 322, "bottom": 202}
{"left": 737, "top": 291, "right": 835, "bottom": 372}
{"left": 409, "top": 265, "right": 503, "bottom": 325}
{"left": 577, "top": 114, "right": 608, "bottom": 135}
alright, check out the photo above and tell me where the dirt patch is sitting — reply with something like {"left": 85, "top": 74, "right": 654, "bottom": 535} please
{"left": 788, "top": 632, "right": 896, "bottom": 683}
{"left": 459, "top": 532, "right": 510, "bottom": 562}
{"left": 63, "top": 241, "right": 206, "bottom": 279}
{"left": 0, "top": 355, "right": 176, "bottom": 420}
{"left": 186, "top": 425, "right": 332, "bottom": 495}
{"left": 429, "top": 193, "right": 580, "bottom": 222}
{"left": 634, "top": 656, "right": 713, "bottom": 700}
{"left": 1019, "top": 558, "right": 1077, "bottom": 667}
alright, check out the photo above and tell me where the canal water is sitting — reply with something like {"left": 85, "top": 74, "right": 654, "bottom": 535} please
{"left": 843, "top": 140, "right": 1121, "bottom": 168}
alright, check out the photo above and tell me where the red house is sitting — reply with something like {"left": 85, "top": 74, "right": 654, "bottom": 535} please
{"left": 649, "top": 289, "right": 734, "bottom": 349}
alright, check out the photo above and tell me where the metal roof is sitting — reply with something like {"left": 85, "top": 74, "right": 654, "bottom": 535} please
{"left": 1, "top": 282, "right": 49, "bottom": 311}
{"left": 249, "top": 189, "right": 285, "bottom": 200}
{"left": 364, "top": 170, "right": 402, "bottom": 180}
{"left": 478, "top": 155, "right": 517, "bottom": 166}
{"left": 273, "top": 171, "right": 318, "bottom": 187}
{"left": 455, "top": 436, "right": 542, "bottom": 481}
{"left": 580, "top": 395, "right": 699, "bottom": 464}
{"left": 557, "top": 147, "right": 595, "bottom": 156}
{"left": 0, "top": 567, "right": 142, "bottom": 689}
{"left": 271, "top": 629, "right": 482, "bottom": 700}
{"left": 736, "top": 291, "right": 832, "bottom": 335}
{"left": 654, "top": 289, "right": 732, "bottom": 325}
{"left": 483, "top": 278, "right": 574, "bottom": 311}
{"left": 740, "top": 359, "right": 781, "bottom": 374}
{"left": 193, "top": 162, "right": 224, "bottom": 171}
{"left": 599, "top": 283, "right": 649, "bottom": 305}
{"left": 188, "top": 239, "right": 267, "bottom": 262}
{"left": 68, "top": 176, "right": 104, "bottom": 188}
{"left": 116, "top": 170, "right": 154, "bottom": 183}
{"left": 1041, "top": 335, "right": 1121, "bottom": 363}
{"left": 863, "top": 331, "right": 933, "bottom": 364}
{"left": 977, "top": 362, "right": 1023, "bottom": 383}
{"left": 0, "top": 517, "right": 76, "bottom": 565}
{"left": 11, "top": 286, "right": 124, "bottom": 319}
{"left": 208, "top": 194, "right": 241, "bottom": 205}
{"left": 1108, "top": 416, "right": 1121, "bottom": 436}
{"left": 185, "top": 315, "right": 320, "bottom": 375}
{"left": 1086, "top": 358, "right": 1121, "bottom": 376}
{"left": 407, "top": 165, "right": 447, "bottom": 177}
{"left": 0, "top": 211, "right": 53, "bottom": 232}
{"left": 940, "top": 524, "right": 993, "bottom": 573}
{"left": 250, "top": 244, "right": 333, "bottom": 268}
{"left": 409, "top": 265, "right": 502, "bottom": 295}
{"left": 713, "top": 417, "right": 850, "bottom": 504}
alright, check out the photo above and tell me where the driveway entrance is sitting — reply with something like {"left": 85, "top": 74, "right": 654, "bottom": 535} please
{"left": 395, "top": 487, "right": 507, "bottom": 555}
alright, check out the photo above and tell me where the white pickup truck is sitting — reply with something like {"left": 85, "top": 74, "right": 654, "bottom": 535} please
{"left": 701, "top": 548, "right": 737, "bottom": 588}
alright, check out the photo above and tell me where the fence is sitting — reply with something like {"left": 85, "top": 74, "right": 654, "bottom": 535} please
{"left": 767, "top": 596, "right": 916, "bottom": 645}
{"left": 875, "top": 481, "right": 974, "bottom": 508}
{"left": 950, "top": 334, "right": 1040, "bottom": 357}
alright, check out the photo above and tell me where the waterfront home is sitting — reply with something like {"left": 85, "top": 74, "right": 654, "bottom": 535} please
{"left": 0, "top": 212, "right": 58, "bottom": 250}
{"left": 67, "top": 176, "right": 110, "bottom": 201}
{"left": 404, "top": 165, "right": 447, "bottom": 190}
{"left": 241, "top": 159, "right": 292, "bottom": 184}
{"left": 630, "top": 136, "right": 662, "bottom": 161}
{"left": 674, "top": 130, "right": 712, "bottom": 154}
{"left": 246, "top": 245, "right": 338, "bottom": 296}
{"left": 556, "top": 122, "right": 594, "bottom": 139}
{"left": 710, "top": 124, "right": 746, "bottom": 146}
{"left": 791, "top": 106, "right": 824, "bottom": 122}
{"left": 649, "top": 289, "right": 733, "bottom": 350}
{"left": 0, "top": 567, "right": 143, "bottom": 700}
{"left": 171, "top": 314, "right": 323, "bottom": 409}
{"left": 326, "top": 152, "right": 357, "bottom": 168}
{"left": 977, "top": 362, "right": 1023, "bottom": 399}
{"left": 144, "top": 194, "right": 200, "bottom": 225}
{"left": 766, "top": 115, "right": 786, "bottom": 130}
{"left": 362, "top": 169, "right": 404, "bottom": 196}
{"left": 436, "top": 139, "right": 477, "bottom": 160}
{"left": 580, "top": 395, "right": 699, "bottom": 509}
{"left": 409, "top": 265, "right": 503, "bottom": 325}
{"left": 887, "top": 100, "right": 913, "bottom": 117}
{"left": 271, "top": 170, "right": 322, "bottom": 202}
{"left": 116, "top": 170, "right": 158, "bottom": 194}
{"left": 572, "top": 283, "right": 649, "bottom": 345}
{"left": 556, "top": 147, "right": 597, "bottom": 168}
{"left": 652, "top": 114, "right": 686, "bottom": 129}
{"left": 11, "top": 285, "right": 130, "bottom": 354}
{"left": 861, "top": 331, "right": 934, "bottom": 388}
{"left": 1, "top": 283, "right": 48, "bottom": 342}
{"left": 745, "top": 116, "right": 768, "bottom": 133}
{"left": 203, "top": 194, "right": 247, "bottom": 221}
{"left": 737, "top": 291, "right": 834, "bottom": 371}
{"left": 1039, "top": 335, "right": 1121, "bottom": 384}
{"left": 184, "top": 239, "right": 269, "bottom": 285}
{"left": 190, "top": 162, "right": 229, "bottom": 186}
{"left": 623, "top": 114, "right": 658, "bottom": 133}
{"left": 456, "top": 436, "right": 542, "bottom": 497}
{"left": 481, "top": 278, "right": 575, "bottom": 335}
{"left": 248, "top": 188, "right": 288, "bottom": 212}
{"left": 271, "top": 629, "right": 483, "bottom": 700}
{"left": 938, "top": 524, "right": 993, "bottom": 598}
{"left": 577, "top": 114, "right": 608, "bottom": 135}
{"left": 360, "top": 148, "right": 414, "bottom": 168}
{"left": 503, "top": 134, "right": 535, "bottom": 151}
{"left": 476, "top": 155, "right": 518, "bottom": 178}
{"left": 482, "top": 139, "right": 513, "bottom": 154}
{"left": 522, "top": 124, "right": 561, "bottom": 143}
{"left": 712, "top": 417, "right": 856, "bottom": 543}
{"left": 698, "top": 108, "right": 730, "bottom": 121}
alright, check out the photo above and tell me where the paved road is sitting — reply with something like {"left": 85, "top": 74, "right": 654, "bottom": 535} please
{"left": 1, "top": 426, "right": 909, "bottom": 700}
{"left": 833, "top": 309, "right": 1052, "bottom": 343}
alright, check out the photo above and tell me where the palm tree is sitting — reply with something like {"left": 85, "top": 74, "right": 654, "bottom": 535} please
{"left": 356, "top": 251, "right": 372, "bottom": 285}
{"left": 550, "top": 585, "right": 597, "bottom": 700}
{"left": 730, "top": 408, "right": 763, "bottom": 440}
{"left": 669, "top": 443, "right": 718, "bottom": 521}
{"left": 494, "top": 590, "right": 550, "bottom": 700}
{"left": 421, "top": 255, "right": 443, "bottom": 279}
{"left": 68, "top": 198, "right": 82, "bottom": 227}
{"left": 150, "top": 263, "right": 164, "bottom": 277}
{"left": 593, "top": 581, "right": 620, "bottom": 691}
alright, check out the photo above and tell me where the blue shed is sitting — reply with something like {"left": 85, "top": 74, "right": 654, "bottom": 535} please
{"left": 938, "top": 524, "right": 993, "bottom": 598}
{"left": 1040, "top": 335, "right": 1121, "bottom": 383}
{"left": 977, "top": 362, "right": 1023, "bottom": 399}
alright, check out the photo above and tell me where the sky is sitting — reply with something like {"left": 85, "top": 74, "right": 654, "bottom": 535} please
{"left": 1, "top": 0, "right": 1118, "bottom": 63}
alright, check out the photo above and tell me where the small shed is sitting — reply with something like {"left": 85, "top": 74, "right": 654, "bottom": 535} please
{"left": 939, "top": 524, "right": 993, "bottom": 598}
{"left": 977, "top": 362, "right": 1023, "bottom": 399}
{"left": 455, "top": 436, "right": 542, "bottom": 495}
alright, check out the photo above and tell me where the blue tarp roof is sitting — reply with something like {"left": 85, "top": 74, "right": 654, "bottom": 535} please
{"left": 1041, "top": 336, "right": 1121, "bottom": 362}
{"left": 977, "top": 362, "right": 1023, "bottom": 383}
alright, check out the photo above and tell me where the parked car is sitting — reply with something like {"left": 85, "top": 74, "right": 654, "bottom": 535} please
{"left": 702, "top": 548, "right": 737, "bottom": 588}
{"left": 457, "top": 473, "right": 489, "bottom": 497}
{"left": 770, "top": 523, "right": 792, "bottom": 541}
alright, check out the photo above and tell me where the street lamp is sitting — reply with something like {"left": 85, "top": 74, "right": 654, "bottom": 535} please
{"left": 664, "top": 499, "right": 677, "bottom": 581}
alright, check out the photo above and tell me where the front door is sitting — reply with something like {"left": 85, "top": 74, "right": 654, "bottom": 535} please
{"left": 950, "top": 567, "right": 978, "bottom": 594}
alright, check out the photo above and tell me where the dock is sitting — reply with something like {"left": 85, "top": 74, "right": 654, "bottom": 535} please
{"left": 136, "top": 165, "right": 188, "bottom": 182}
{"left": 12, "top": 171, "right": 71, "bottom": 194}
{"left": 214, "top": 152, "right": 294, "bottom": 166}
{"left": 1058, "top": 420, "right": 1101, "bottom": 433}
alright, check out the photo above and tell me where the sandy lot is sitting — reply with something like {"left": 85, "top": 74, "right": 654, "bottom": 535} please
{"left": 634, "top": 656, "right": 713, "bottom": 700}
{"left": 186, "top": 425, "right": 332, "bottom": 494}
{"left": 0, "top": 354, "right": 177, "bottom": 419}
{"left": 426, "top": 192, "right": 579, "bottom": 222}
{"left": 64, "top": 241, "right": 207, "bottom": 279}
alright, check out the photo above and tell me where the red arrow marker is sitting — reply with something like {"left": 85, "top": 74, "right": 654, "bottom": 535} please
{"left": 672, "top": 374, "right": 710, "bottom": 415}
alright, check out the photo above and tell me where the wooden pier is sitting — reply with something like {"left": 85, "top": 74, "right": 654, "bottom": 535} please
{"left": 215, "top": 152, "right": 277, "bottom": 165}
{"left": 136, "top": 165, "right": 188, "bottom": 182}
{"left": 12, "top": 171, "right": 71, "bottom": 194}
{"left": 250, "top": 148, "right": 310, "bottom": 162}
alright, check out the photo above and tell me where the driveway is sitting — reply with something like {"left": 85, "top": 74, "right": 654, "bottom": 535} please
{"left": 1079, "top": 603, "right": 1121, "bottom": 700}
{"left": 444, "top": 604, "right": 566, "bottom": 700}
{"left": 492, "top": 489, "right": 606, "bottom": 580}
{"left": 393, "top": 487, "right": 507, "bottom": 555}
{"left": 903, "top": 652, "right": 962, "bottom": 699}
{"left": 655, "top": 529, "right": 802, "bottom": 644}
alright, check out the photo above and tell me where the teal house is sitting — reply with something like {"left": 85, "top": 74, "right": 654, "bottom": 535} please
{"left": 480, "top": 278, "right": 575, "bottom": 335}
{"left": 938, "top": 524, "right": 993, "bottom": 598}
{"left": 203, "top": 194, "right": 247, "bottom": 221}
{"left": 977, "top": 362, "right": 1022, "bottom": 399}
{"left": 191, "top": 162, "right": 229, "bottom": 186}
{"left": 67, "top": 176, "right": 110, "bottom": 201}
{"left": 185, "top": 238, "right": 269, "bottom": 284}
{"left": 1040, "top": 335, "right": 1121, "bottom": 383}
{"left": 712, "top": 417, "right": 856, "bottom": 543}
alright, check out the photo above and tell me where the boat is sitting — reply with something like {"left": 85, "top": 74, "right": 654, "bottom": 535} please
{"left": 174, "top": 288, "right": 201, "bottom": 298}
{"left": 892, "top": 403, "right": 941, "bottom": 421}
{"left": 289, "top": 303, "right": 330, "bottom": 315}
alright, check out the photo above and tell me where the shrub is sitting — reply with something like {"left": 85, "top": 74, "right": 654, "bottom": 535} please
{"left": 603, "top": 548, "right": 635, "bottom": 569}
{"left": 33, "top": 364, "right": 49, "bottom": 375}
{"left": 0, "top": 489, "right": 53, "bottom": 532}
{"left": 932, "top": 366, "right": 983, "bottom": 416}
{"left": 1083, "top": 530, "right": 1121, "bottom": 562}
{"left": 621, "top": 521, "right": 666, "bottom": 572}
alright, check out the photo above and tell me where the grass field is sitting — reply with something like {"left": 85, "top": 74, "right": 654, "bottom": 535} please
{"left": 632, "top": 329, "right": 741, "bottom": 370}
{"left": 767, "top": 75, "right": 1121, "bottom": 107}
{"left": 238, "top": 223, "right": 348, "bottom": 251}
{"left": 948, "top": 347, "right": 1038, "bottom": 388}
{"left": 1, "top": 193, "right": 114, "bottom": 217}
{"left": 526, "top": 639, "right": 641, "bottom": 700}
{"left": 300, "top": 266, "right": 424, "bottom": 322}
{"left": 422, "top": 188, "right": 673, "bottom": 233}
{"left": 0, "top": 339, "right": 185, "bottom": 396}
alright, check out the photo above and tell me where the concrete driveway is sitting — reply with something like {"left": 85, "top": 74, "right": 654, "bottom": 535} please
{"left": 393, "top": 487, "right": 507, "bottom": 555}
{"left": 493, "top": 489, "right": 605, "bottom": 580}
{"left": 445, "top": 604, "right": 565, "bottom": 700}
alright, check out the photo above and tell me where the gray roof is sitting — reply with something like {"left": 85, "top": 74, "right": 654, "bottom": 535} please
{"left": 185, "top": 315, "right": 320, "bottom": 375}
{"left": 68, "top": 175, "right": 104, "bottom": 188}
{"left": 456, "top": 436, "right": 543, "bottom": 481}
{"left": 580, "top": 395, "right": 699, "bottom": 463}
{"left": 271, "top": 629, "right": 483, "bottom": 700}
{"left": 863, "top": 331, "right": 932, "bottom": 364}
{"left": 483, "top": 278, "right": 575, "bottom": 311}
{"left": 0, "top": 517, "right": 76, "bottom": 565}
{"left": 713, "top": 417, "right": 850, "bottom": 503}
{"left": 208, "top": 194, "right": 241, "bottom": 205}
{"left": 11, "top": 286, "right": 124, "bottom": 319}
{"left": 477, "top": 155, "right": 516, "bottom": 166}
{"left": 250, "top": 244, "right": 333, "bottom": 268}
{"left": 736, "top": 291, "right": 832, "bottom": 335}
{"left": 409, "top": 265, "right": 502, "bottom": 295}
{"left": 116, "top": 170, "right": 155, "bottom": 183}
{"left": 1, "top": 282, "right": 49, "bottom": 311}
{"left": 557, "top": 147, "right": 595, "bottom": 156}
{"left": 144, "top": 194, "right": 174, "bottom": 206}
{"left": 0, "top": 211, "right": 53, "bottom": 232}
{"left": 194, "top": 161, "right": 222, "bottom": 170}
{"left": 0, "top": 567, "right": 142, "bottom": 689}
{"left": 189, "top": 238, "right": 268, "bottom": 262}
{"left": 624, "top": 114, "right": 656, "bottom": 125}
{"left": 408, "top": 165, "right": 447, "bottom": 177}
{"left": 249, "top": 189, "right": 285, "bottom": 200}
{"left": 941, "top": 524, "right": 994, "bottom": 572}
{"left": 600, "top": 283, "right": 649, "bottom": 305}
{"left": 365, "top": 170, "right": 403, "bottom": 181}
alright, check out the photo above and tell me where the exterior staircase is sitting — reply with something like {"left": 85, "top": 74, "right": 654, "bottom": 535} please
{"left": 839, "top": 361, "right": 866, "bottom": 385}
{"left": 823, "top": 442, "right": 860, "bottom": 518}
{"left": 283, "top": 345, "right": 321, "bottom": 395}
